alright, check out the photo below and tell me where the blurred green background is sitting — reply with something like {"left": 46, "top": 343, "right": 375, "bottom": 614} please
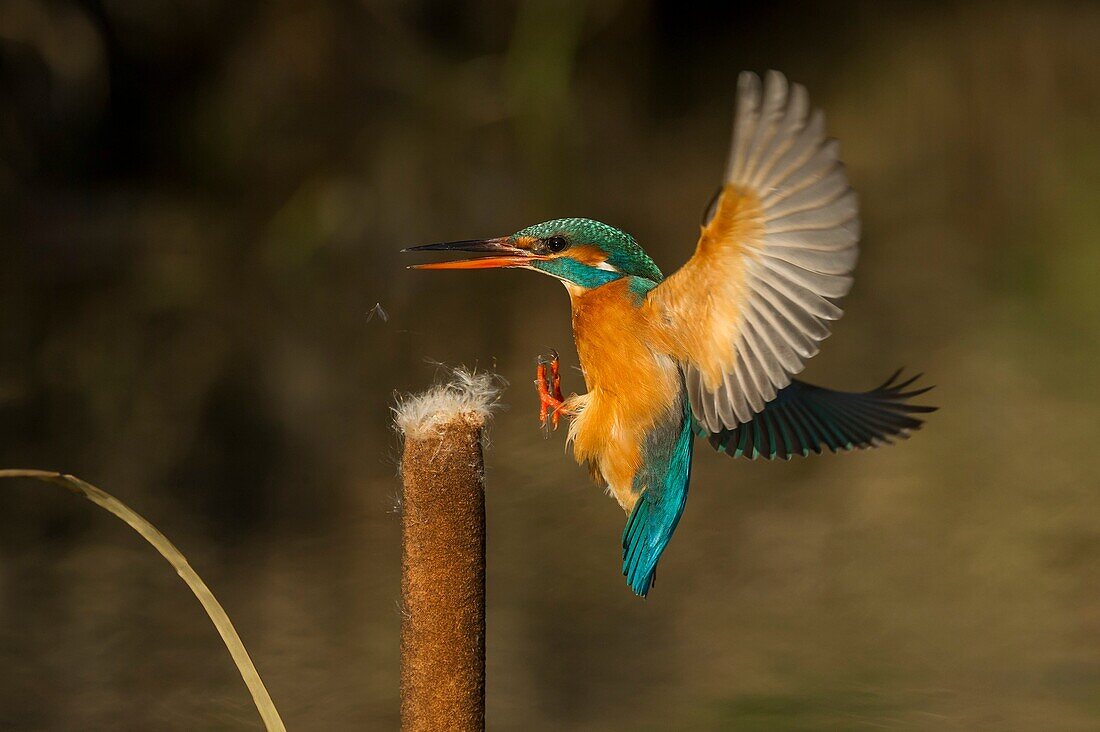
{"left": 1, "top": 0, "right": 1099, "bottom": 729}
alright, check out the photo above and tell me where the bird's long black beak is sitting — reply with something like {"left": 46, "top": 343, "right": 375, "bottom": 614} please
{"left": 402, "top": 237, "right": 537, "bottom": 270}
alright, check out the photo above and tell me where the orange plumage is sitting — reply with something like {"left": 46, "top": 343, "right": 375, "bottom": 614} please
{"left": 564, "top": 278, "right": 680, "bottom": 511}
{"left": 565, "top": 186, "right": 762, "bottom": 511}
{"left": 648, "top": 185, "right": 764, "bottom": 389}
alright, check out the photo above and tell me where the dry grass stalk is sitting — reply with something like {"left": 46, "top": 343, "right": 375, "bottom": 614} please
{"left": 0, "top": 469, "right": 286, "bottom": 732}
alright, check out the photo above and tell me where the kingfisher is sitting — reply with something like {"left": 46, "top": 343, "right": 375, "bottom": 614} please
{"left": 405, "top": 71, "right": 934, "bottom": 597}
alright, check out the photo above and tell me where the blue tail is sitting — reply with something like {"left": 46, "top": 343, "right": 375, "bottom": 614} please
{"left": 621, "top": 386, "right": 694, "bottom": 597}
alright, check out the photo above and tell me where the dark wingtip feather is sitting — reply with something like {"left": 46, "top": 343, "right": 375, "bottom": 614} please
{"left": 892, "top": 385, "right": 935, "bottom": 399}
{"left": 877, "top": 368, "right": 905, "bottom": 390}
{"left": 890, "top": 371, "right": 924, "bottom": 391}
{"left": 703, "top": 370, "right": 937, "bottom": 461}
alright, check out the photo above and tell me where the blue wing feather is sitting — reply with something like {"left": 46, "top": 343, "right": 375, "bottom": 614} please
{"left": 697, "top": 371, "right": 936, "bottom": 459}
{"left": 621, "top": 382, "right": 695, "bottom": 597}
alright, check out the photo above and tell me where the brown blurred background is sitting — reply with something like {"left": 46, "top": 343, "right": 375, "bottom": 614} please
{"left": 1, "top": 0, "right": 1099, "bottom": 729}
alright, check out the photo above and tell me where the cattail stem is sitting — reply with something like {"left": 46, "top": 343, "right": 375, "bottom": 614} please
{"left": 394, "top": 369, "right": 501, "bottom": 732}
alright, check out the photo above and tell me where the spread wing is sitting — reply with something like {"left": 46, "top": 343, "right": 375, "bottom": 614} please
{"left": 647, "top": 70, "right": 859, "bottom": 432}
{"left": 698, "top": 371, "right": 936, "bottom": 460}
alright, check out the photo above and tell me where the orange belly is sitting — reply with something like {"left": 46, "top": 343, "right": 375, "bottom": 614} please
{"left": 564, "top": 278, "right": 681, "bottom": 511}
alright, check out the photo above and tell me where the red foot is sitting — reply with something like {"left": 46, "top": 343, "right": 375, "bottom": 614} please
{"left": 536, "top": 349, "right": 570, "bottom": 430}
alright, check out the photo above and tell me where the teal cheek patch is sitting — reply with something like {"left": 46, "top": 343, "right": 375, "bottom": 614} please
{"left": 628, "top": 276, "right": 658, "bottom": 302}
{"left": 533, "top": 258, "right": 622, "bottom": 289}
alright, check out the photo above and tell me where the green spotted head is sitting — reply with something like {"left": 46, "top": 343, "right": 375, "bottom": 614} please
{"left": 405, "top": 217, "right": 663, "bottom": 290}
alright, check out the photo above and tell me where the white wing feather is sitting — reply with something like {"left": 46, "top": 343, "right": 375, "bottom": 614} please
{"left": 654, "top": 70, "right": 860, "bottom": 430}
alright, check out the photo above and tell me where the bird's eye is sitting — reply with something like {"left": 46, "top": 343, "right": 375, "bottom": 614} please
{"left": 544, "top": 236, "right": 569, "bottom": 253}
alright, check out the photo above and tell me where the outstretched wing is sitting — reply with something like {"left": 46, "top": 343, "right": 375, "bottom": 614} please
{"left": 700, "top": 371, "right": 936, "bottom": 460}
{"left": 647, "top": 70, "right": 859, "bottom": 432}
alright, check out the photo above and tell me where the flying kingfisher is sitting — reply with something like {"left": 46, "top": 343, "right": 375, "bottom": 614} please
{"left": 406, "top": 71, "right": 934, "bottom": 597}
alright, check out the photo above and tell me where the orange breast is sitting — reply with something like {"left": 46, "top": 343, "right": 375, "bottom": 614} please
{"left": 564, "top": 278, "right": 681, "bottom": 512}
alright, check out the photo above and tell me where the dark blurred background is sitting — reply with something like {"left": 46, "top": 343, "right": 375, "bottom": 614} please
{"left": 1, "top": 0, "right": 1098, "bottom": 728}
